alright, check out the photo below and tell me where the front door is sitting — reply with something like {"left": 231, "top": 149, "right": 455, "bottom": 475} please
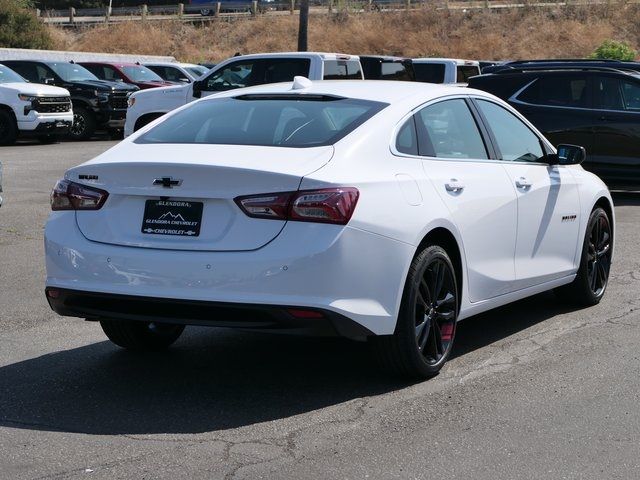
{"left": 474, "top": 98, "right": 581, "bottom": 290}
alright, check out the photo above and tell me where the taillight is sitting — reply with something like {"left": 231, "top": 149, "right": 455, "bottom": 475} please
{"left": 235, "top": 187, "right": 359, "bottom": 225}
{"left": 50, "top": 179, "right": 109, "bottom": 211}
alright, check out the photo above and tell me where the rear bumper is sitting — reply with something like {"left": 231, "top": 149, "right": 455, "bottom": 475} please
{"left": 45, "top": 287, "right": 373, "bottom": 340}
{"left": 45, "top": 211, "right": 414, "bottom": 336}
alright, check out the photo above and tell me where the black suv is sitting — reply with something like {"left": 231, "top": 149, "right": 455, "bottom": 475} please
{"left": 2, "top": 60, "right": 138, "bottom": 140}
{"left": 469, "top": 65, "right": 640, "bottom": 189}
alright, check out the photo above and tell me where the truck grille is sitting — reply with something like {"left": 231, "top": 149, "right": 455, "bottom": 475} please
{"left": 33, "top": 96, "right": 71, "bottom": 114}
{"left": 109, "top": 92, "right": 129, "bottom": 110}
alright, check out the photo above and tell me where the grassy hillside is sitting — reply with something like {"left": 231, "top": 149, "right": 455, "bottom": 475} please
{"left": 49, "top": 4, "right": 640, "bottom": 63}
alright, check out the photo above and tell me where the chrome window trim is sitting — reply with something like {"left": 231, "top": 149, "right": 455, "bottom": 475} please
{"left": 390, "top": 94, "right": 554, "bottom": 167}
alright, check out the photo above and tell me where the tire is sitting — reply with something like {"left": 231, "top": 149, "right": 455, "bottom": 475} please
{"left": 37, "top": 134, "right": 59, "bottom": 145}
{"left": 554, "top": 207, "right": 612, "bottom": 306}
{"left": 0, "top": 109, "right": 18, "bottom": 146}
{"left": 370, "top": 245, "right": 459, "bottom": 379}
{"left": 68, "top": 106, "right": 96, "bottom": 141}
{"left": 100, "top": 319, "right": 185, "bottom": 351}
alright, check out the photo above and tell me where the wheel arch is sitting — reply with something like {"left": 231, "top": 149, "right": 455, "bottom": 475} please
{"left": 134, "top": 112, "right": 166, "bottom": 132}
{"left": 415, "top": 226, "right": 464, "bottom": 311}
{"left": 0, "top": 103, "right": 17, "bottom": 120}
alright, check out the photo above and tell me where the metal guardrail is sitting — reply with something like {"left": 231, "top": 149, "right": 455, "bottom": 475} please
{"left": 38, "top": 0, "right": 631, "bottom": 26}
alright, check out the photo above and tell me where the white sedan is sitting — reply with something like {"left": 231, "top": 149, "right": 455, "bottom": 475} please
{"left": 44, "top": 78, "right": 614, "bottom": 378}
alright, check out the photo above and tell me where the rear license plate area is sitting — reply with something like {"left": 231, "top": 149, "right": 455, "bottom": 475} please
{"left": 141, "top": 200, "right": 203, "bottom": 237}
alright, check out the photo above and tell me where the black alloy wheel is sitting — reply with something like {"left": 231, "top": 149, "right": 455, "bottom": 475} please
{"left": 68, "top": 106, "right": 96, "bottom": 141}
{"left": 371, "top": 245, "right": 459, "bottom": 379}
{"left": 414, "top": 258, "right": 457, "bottom": 367}
{"left": 586, "top": 209, "right": 612, "bottom": 297}
{"left": 555, "top": 207, "right": 612, "bottom": 306}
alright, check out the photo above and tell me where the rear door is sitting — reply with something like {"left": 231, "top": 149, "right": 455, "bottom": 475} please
{"left": 413, "top": 97, "right": 518, "bottom": 302}
{"left": 590, "top": 73, "right": 640, "bottom": 187}
{"left": 473, "top": 98, "right": 581, "bottom": 289}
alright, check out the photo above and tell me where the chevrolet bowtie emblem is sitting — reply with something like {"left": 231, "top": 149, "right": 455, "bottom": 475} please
{"left": 153, "top": 177, "right": 182, "bottom": 188}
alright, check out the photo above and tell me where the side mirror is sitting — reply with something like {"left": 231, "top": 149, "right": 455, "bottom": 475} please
{"left": 193, "top": 80, "right": 203, "bottom": 98}
{"left": 178, "top": 77, "right": 190, "bottom": 83}
{"left": 44, "top": 77, "right": 55, "bottom": 85}
{"left": 545, "top": 144, "right": 586, "bottom": 165}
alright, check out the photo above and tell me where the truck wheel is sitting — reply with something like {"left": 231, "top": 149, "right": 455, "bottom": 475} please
{"left": 69, "top": 106, "right": 96, "bottom": 141}
{"left": 100, "top": 319, "right": 185, "bottom": 351}
{"left": 0, "top": 109, "right": 18, "bottom": 146}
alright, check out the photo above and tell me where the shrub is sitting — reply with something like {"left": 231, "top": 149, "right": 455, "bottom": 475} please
{"left": 0, "top": 0, "right": 52, "bottom": 49}
{"left": 590, "top": 39, "right": 637, "bottom": 61}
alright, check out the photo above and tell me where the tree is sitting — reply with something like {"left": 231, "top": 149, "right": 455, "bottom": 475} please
{"left": 0, "top": 0, "right": 52, "bottom": 49}
{"left": 298, "top": 0, "right": 308, "bottom": 52}
{"left": 590, "top": 39, "right": 637, "bottom": 61}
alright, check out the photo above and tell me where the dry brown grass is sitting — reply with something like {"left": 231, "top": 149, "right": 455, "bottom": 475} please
{"left": 49, "top": 4, "right": 640, "bottom": 63}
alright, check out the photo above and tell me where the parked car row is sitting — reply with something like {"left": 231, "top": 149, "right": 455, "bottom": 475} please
{"left": 0, "top": 59, "right": 213, "bottom": 144}
{"left": 124, "top": 53, "right": 479, "bottom": 134}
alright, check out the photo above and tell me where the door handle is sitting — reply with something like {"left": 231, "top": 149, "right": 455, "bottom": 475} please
{"left": 515, "top": 177, "right": 532, "bottom": 189}
{"left": 445, "top": 179, "right": 465, "bottom": 193}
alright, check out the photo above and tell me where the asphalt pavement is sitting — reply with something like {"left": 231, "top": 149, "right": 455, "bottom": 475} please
{"left": 0, "top": 139, "right": 639, "bottom": 479}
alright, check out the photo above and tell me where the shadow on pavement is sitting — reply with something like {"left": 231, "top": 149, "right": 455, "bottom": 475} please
{"left": 0, "top": 292, "right": 578, "bottom": 435}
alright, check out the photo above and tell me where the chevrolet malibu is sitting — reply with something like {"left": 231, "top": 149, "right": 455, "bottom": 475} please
{"left": 44, "top": 79, "right": 614, "bottom": 378}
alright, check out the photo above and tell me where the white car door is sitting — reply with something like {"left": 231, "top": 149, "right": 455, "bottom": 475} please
{"left": 473, "top": 98, "right": 582, "bottom": 290}
{"left": 411, "top": 97, "right": 519, "bottom": 302}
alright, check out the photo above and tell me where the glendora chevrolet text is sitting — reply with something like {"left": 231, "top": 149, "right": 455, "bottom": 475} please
{"left": 44, "top": 78, "right": 614, "bottom": 378}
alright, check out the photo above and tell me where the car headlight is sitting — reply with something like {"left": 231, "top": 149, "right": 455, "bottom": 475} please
{"left": 127, "top": 96, "right": 136, "bottom": 108}
{"left": 95, "top": 90, "right": 110, "bottom": 100}
{"left": 18, "top": 94, "right": 37, "bottom": 102}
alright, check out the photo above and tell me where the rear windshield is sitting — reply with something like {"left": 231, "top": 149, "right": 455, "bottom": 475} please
{"left": 323, "top": 60, "right": 363, "bottom": 80}
{"left": 413, "top": 63, "right": 445, "bottom": 83}
{"left": 135, "top": 95, "right": 388, "bottom": 148}
{"left": 456, "top": 65, "right": 480, "bottom": 82}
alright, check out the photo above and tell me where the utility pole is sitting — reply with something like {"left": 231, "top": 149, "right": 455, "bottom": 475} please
{"left": 297, "top": 0, "right": 308, "bottom": 52}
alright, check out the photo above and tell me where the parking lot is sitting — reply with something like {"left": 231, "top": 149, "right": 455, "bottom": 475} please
{"left": 1, "top": 140, "right": 640, "bottom": 478}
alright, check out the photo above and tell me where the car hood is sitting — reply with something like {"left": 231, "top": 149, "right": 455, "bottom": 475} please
{"left": 130, "top": 83, "right": 189, "bottom": 100}
{"left": 2, "top": 82, "right": 70, "bottom": 96}
{"left": 71, "top": 79, "right": 138, "bottom": 92}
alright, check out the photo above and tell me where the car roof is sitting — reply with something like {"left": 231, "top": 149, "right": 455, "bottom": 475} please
{"left": 227, "top": 52, "right": 360, "bottom": 61}
{"left": 200, "top": 79, "right": 487, "bottom": 104}
{"left": 412, "top": 58, "right": 479, "bottom": 65}
{"left": 79, "top": 62, "right": 141, "bottom": 68}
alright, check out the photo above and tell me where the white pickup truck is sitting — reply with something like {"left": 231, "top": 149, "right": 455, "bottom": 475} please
{"left": 412, "top": 58, "right": 480, "bottom": 85}
{"left": 0, "top": 63, "right": 73, "bottom": 145}
{"left": 125, "top": 52, "right": 363, "bottom": 136}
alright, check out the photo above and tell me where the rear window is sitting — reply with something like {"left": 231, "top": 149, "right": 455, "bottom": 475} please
{"left": 323, "top": 60, "right": 363, "bottom": 80}
{"left": 456, "top": 65, "right": 480, "bottom": 82}
{"left": 517, "top": 75, "right": 588, "bottom": 108}
{"left": 413, "top": 63, "right": 446, "bottom": 83}
{"left": 135, "top": 95, "right": 388, "bottom": 148}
